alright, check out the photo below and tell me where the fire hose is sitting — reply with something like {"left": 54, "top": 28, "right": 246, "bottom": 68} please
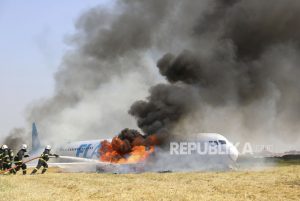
{"left": 0, "top": 156, "right": 57, "bottom": 175}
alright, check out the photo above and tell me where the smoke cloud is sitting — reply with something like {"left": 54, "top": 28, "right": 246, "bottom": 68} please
{"left": 129, "top": 0, "right": 300, "bottom": 150}
{"left": 4, "top": 0, "right": 297, "bottom": 151}
{"left": 3, "top": 128, "right": 27, "bottom": 151}
{"left": 26, "top": 1, "right": 170, "bottom": 143}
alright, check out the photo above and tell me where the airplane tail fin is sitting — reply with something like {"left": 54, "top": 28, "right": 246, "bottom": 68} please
{"left": 32, "top": 122, "right": 41, "bottom": 152}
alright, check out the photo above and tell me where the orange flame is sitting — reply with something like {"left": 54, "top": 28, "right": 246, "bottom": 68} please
{"left": 99, "top": 135, "right": 156, "bottom": 164}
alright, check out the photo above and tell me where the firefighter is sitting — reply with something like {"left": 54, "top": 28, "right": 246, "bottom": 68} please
{"left": 0, "top": 146, "right": 3, "bottom": 171}
{"left": 14, "top": 144, "right": 30, "bottom": 175}
{"left": 2, "top": 145, "right": 15, "bottom": 174}
{"left": 31, "top": 145, "right": 59, "bottom": 175}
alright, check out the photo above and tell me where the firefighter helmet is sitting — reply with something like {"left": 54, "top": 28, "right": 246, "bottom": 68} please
{"left": 2, "top": 144, "right": 8, "bottom": 149}
{"left": 22, "top": 144, "right": 28, "bottom": 150}
{"left": 45, "top": 145, "right": 51, "bottom": 150}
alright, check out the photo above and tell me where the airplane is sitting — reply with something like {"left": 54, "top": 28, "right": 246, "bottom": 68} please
{"left": 196, "top": 133, "right": 239, "bottom": 162}
{"left": 30, "top": 123, "right": 239, "bottom": 172}
{"left": 32, "top": 122, "right": 110, "bottom": 160}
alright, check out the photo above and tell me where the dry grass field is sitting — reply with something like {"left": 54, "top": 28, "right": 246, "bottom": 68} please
{"left": 0, "top": 165, "right": 299, "bottom": 201}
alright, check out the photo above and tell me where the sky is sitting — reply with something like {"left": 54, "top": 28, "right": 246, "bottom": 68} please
{"left": 0, "top": 0, "right": 113, "bottom": 137}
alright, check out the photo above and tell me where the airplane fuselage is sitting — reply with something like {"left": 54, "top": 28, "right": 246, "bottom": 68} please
{"left": 58, "top": 139, "right": 111, "bottom": 159}
{"left": 56, "top": 133, "right": 238, "bottom": 163}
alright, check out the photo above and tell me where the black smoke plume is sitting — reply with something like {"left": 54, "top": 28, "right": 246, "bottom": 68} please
{"left": 129, "top": 0, "right": 300, "bottom": 148}
{"left": 4, "top": 0, "right": 297, "bottom": 150}
{"left": 3, "top": 128, "right": 27, "bottom": 151}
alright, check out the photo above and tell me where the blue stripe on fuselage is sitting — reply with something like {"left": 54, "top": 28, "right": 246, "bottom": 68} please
{"left": 91, "top": 144, "right": 101, "bottom": 158}
{"left": 75, "top": 143, "right": 101, "bottom": 159}
{"left": 76, "top": 144, "right": 88, "bottom": 157}
{"left": 83, "top": 144, "right": 91, "bottom": 158}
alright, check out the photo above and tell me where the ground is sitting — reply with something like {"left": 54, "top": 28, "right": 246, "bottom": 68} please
{"left": 0, "top": 164, "right": 299, "bottom": 201}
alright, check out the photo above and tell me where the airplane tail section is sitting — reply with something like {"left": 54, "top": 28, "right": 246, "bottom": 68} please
{"left": 32, "top": 122, "right": 41, "bottom": 152}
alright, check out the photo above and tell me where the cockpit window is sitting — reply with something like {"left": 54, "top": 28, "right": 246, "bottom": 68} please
{"left": 209, "top": 141, "right": 218, "bottom": 145}
{"left": 218, "top": 140, "right": 226, "bottom": 145}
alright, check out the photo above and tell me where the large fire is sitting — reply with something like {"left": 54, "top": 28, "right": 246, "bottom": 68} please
{"left": 99, "top": 129, "right": 157, "bottom": 164}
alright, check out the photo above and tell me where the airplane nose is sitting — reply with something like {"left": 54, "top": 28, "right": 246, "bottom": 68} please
{"left": 228, "top": 144, "right": 239, "bottom": 162}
